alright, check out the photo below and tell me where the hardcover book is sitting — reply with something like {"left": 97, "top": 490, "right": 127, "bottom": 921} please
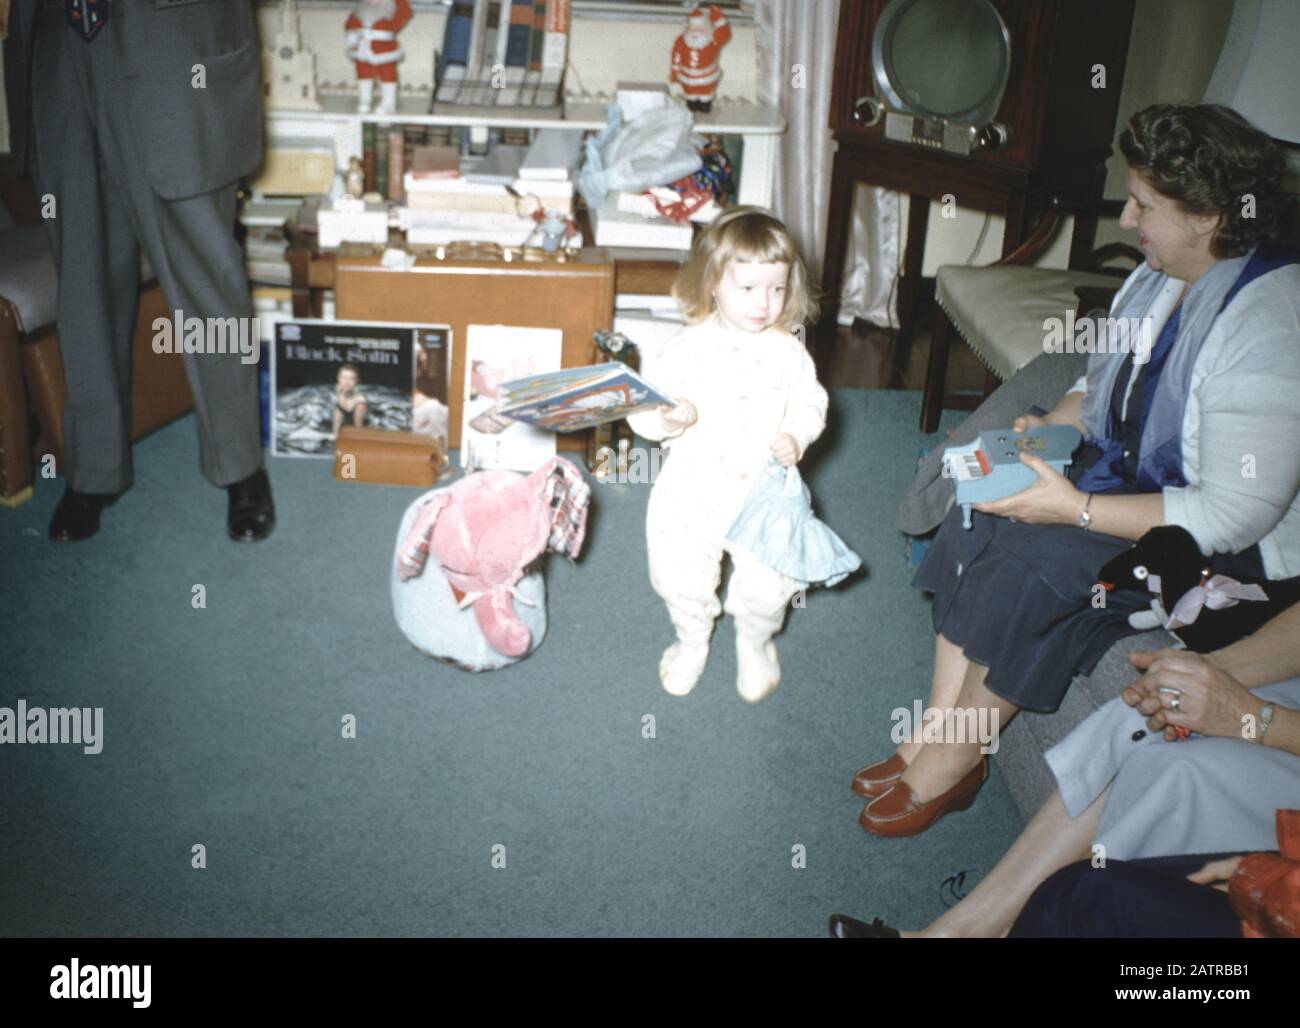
{"left": 495, "top": 362, "right": 672, "bottom": 432}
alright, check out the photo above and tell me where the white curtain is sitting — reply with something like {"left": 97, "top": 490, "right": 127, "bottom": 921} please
{"left": 754, "top": 0, "right": 899, "bottom": 328}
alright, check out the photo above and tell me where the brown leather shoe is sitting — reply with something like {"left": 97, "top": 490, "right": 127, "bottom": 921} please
{"left": 858, "top": 758, "right": 989, "bottom": 837}
{"left": 851, "top": 753, "right": 908, "bottom": 799}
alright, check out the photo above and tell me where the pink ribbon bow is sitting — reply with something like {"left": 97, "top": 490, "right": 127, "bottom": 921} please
{"left": 1165, "top": 575, "right": 1269, "bottom": 631}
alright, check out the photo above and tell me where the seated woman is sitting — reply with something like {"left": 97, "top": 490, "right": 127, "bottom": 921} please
{"left": 855, "top": 103, "right": 1300, "bottom": 837}
{"left": 831, "top": 601, "right": 1300, "bottom": 937}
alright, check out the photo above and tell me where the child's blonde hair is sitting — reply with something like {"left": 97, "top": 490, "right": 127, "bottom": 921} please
{"left": 672, "top": 206, "right": 820, "bottom": 333}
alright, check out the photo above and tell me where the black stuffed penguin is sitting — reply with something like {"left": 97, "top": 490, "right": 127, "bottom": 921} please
{"left": 1096, "top": 525, "right": 1300, "bottom": 652}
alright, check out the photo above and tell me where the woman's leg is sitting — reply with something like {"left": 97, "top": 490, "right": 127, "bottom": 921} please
{"left": 895, "top": 658, "right": 1018, "bottom": 802}
{"left": 911, "top": 787, "right": 1106, "bottom": 938}
{"left": 893, "top": 632, "right": 972, "bottom": 764}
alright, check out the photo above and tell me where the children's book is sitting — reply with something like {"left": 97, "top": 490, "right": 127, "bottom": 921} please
{"left": 494, "top": 362, "right": 673, "bottom": 433}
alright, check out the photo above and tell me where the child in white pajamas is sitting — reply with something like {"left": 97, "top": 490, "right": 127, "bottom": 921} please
{"left": 628, "top": 207, "right": 828, "bottom": 702}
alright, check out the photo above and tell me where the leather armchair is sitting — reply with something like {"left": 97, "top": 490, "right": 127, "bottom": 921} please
{"left": 0, "top": 159, "right": 193, "bottom": 505}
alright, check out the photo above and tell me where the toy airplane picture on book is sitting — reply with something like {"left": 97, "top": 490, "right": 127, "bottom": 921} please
{"left": 495, "top": 363, "right": 674, "bottom": 433}
{"left": 943, "top": 425, "right": 1083, "bottom": 528}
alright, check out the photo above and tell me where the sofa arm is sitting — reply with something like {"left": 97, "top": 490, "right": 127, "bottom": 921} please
{"left": 0, "top": 298, "right": 34, "bottom": 504}
{"left": 0, "top": 156, "right": 43, "bottom": 229}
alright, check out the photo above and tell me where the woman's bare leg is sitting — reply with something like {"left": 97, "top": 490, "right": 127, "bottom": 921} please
{"left": 892, "top": 659, "right": 1018, "bottom": 801}
{"left": 894, "top": 633, "right": 972, "bottom": 764}
{"left": 907, "top": 787, "right": 1106, "bottom": 938}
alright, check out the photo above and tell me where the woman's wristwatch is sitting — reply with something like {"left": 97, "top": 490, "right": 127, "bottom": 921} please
{"left": 1077, "top": 492, "right": 1095, "bottom": 531}
{"left": 1258, "top": 702, "right": 1276, "bottom": 743}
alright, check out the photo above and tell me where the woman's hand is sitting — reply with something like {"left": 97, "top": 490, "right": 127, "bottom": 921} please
{"left": 1013, "top": 413, "right": 1049, "bottom": 433}
{"left": 1186, "top": 855, "right": 1245, "bottom": 893}
{"left": 770, "top": 433, "right": 800, "bottom": 467}
{"left": 971, "top": 452, "right": 1084, "bottom": 525}
{"left": 1122, "top": 648, "right": 1262, "bottom": 741}
{"left": 659, "top": 399, "right": 698, "bottom": 432}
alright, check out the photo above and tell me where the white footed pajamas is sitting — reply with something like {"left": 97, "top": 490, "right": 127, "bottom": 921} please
{"left": 629, "top": 314, "right": 828, "bottom": 698}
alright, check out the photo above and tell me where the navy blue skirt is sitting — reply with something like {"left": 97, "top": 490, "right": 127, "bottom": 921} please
{"left": 912, "top": 502, "right": 1147, "bottom": 712}
{"left": 912, "top": 473, "right": 1266, "bottom": 712}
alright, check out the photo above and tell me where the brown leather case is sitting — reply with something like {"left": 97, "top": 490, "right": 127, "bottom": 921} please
{"left": 334, "top": 245, "right": 615, "bottom": 452}
{"left": 333, "top": 426, "right": 448, "bottom": 486}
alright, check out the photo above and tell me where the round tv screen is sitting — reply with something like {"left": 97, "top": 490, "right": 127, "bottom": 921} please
{"left": 882, "top": 0, "right": 1009, "bottom": 119}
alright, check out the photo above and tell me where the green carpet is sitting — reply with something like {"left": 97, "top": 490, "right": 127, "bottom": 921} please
{"left": 0, "top": 390, "right": 1024, "bottom": 937}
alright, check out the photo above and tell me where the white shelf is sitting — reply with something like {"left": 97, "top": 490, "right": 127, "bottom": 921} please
{"left": 264, "top": 96, "right": 784, "bottom": 207}
{"left": 269, "top": 93, "right": 784, "bottom": 135}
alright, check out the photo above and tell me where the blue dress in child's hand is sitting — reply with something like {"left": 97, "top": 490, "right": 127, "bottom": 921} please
{"left": 725, "top": 459, "right": 862, "bottom": 588}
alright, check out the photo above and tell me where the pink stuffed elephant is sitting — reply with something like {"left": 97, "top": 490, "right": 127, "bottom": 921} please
{"left": 396, "top": 456, "right": 590, "bottom": 658}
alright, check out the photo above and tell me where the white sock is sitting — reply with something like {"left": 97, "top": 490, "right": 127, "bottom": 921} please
{"left": 736, "top": 633, "right": 780, "bottom": 703}
{"left": 659, "top": 640, "right": 710, "bottom": 697}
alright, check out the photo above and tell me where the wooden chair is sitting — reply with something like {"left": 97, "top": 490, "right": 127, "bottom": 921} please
{"left": 919, "top": 199, "right": 1142, "bottom": 432}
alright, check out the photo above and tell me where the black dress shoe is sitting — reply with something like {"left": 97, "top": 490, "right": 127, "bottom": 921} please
{"left": 49, "top": 488, "right": 119, "bottom": 542}
{"left": 828, "top": 914, "right": 901, "bottom": 939}
{"left": 226, "top": 468, "right": 275, "bottom": 543}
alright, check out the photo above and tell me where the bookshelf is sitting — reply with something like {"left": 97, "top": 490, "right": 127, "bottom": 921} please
{"left": 264, "top": 94, "right": 784, "bottom": 207}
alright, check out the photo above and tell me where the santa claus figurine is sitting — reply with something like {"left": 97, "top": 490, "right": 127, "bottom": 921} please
{"left": 346, "top": 0, "right": 413, "bottom": 114}
{"left": 669, "top": 4, "right": 732, "bottom": 113}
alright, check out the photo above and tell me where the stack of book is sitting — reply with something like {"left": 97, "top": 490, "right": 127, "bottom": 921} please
{"left": 514, "top": 126, "right": 582, "bottom": 213}
{"left": 244, "top": 226, "right": 292, "bottom": 287}
{"left": 400, "top": 128, "right": 583, "bottom": 247}
{"left": 364, "top": 124, "right": 445, "bottom": 201}
{"left": 591, "top": 191, "right": 702, "bottom": 251}
{"left": 434, "top": 0, "right": 569, "bottom": 109}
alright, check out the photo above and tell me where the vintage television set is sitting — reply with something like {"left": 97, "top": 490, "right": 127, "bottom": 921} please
{"left": 820, "top": 0, "right": 1135, "bottom": 338}
{"left": 831, "top": 0, "right": 1136, "bottom": 169}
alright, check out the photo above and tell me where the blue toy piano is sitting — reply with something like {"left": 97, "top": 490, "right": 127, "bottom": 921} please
{"left": 943, "top": 425, "right": 1083, "bottom": 528}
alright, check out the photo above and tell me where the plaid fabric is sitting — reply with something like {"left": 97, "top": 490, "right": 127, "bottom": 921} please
{"left": 544, "top": 459, "right": 590, "bottom": 560}
{"left": 396, "top": 494, "right": 447, "bottom": 581}
{"left": 396, "top": 458, "right": 588, "bottom": 583}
